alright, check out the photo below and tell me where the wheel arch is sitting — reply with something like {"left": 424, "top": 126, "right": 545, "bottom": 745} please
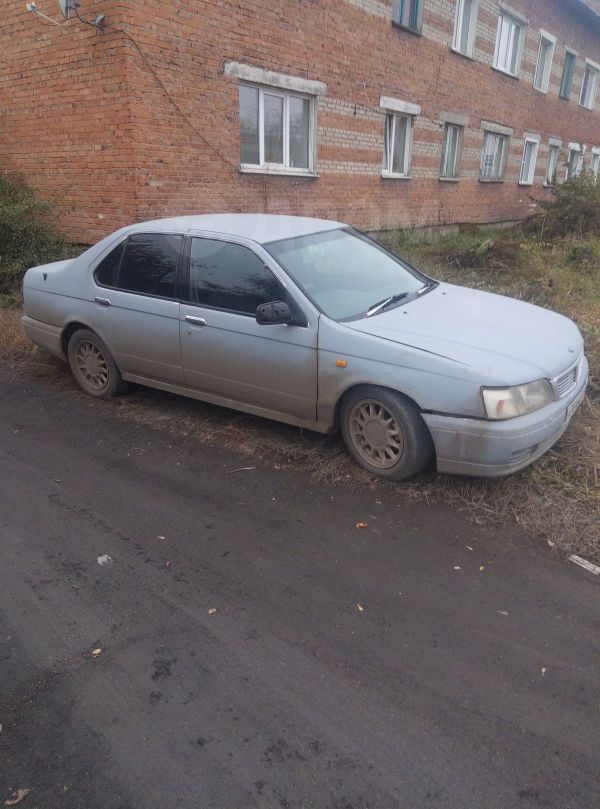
{"left": 332, "top": 383, "right": 427, "bottom": 433}
{"left": 61, "top": 321, "right": 91, "bottom": 356}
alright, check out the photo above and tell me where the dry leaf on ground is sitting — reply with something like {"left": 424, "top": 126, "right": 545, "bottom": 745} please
{"left": 4, "top": 789, "right": 31, "bottom": 806}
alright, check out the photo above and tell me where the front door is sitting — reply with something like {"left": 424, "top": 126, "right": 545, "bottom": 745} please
{"left": 179, "top": 235, "right": 318, "bottom": 422}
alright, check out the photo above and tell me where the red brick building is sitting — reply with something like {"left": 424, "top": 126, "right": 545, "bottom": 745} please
{"left": 1, "top": 0, "right": 600, "bottom": 242}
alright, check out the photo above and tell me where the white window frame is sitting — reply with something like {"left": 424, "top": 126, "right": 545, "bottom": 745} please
{"left": 382, "top": 113, "right": 413, "bottom": 178}
{"left": 239, "top": 84, "right": 316, "bottom": 176}
{"left": 440, "top": 123, "right": 463, "bottom": 178}
{"left": 579, "top": 60, "right": 600, "bottom": 110}
{"left": 545, "top": 141, "right": 562, "bottom": 186}
{"left": 519, "top": 135, "right": 540, "bottom": 185}
{"left": 566, "top": 143, "right": 584, "bottom": 180}
{"left": 493, "top": 9, "right": 526, "bottom": 77}
{"left": 533, "top": 30, "right": 556, "bottom": 93}
{"left": 480, "top": 131, "right": 509, "bottom": 180}
{"left": 393, "top": 0, "right": 423, "bottom": 33}
{"left": 452, "top": 0, "right": 478, "bottom": 58}
{"left": 591, "top": 148, "right": 600, "bottom": 181}
{"left": 559, "top": 48, "right": 577, "bottom": 100}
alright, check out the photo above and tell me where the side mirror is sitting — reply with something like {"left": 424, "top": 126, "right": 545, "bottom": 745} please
{"left": 256, "top": 300, "right": 294, "bottom": 325}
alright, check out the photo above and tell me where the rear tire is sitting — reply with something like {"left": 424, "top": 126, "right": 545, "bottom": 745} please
{"left": 67, "top": 328, "right": 128, "bottom": 399}
{"left": 340, "top": 386, "right": 434, "bottom": 480}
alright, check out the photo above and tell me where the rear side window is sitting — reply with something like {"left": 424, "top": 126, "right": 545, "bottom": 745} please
{"left": 95, "top": 240, "right": 125, "bottom": 287}
{"left": 186, "top": 238, "right": 283, "bottom": 314}
{"left": 118, "top": 234, "right": 183, "bottom": 298}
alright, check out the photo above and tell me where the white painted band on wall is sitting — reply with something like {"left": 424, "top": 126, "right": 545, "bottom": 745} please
{"left": 224, "top": 62, "right": 328, "bottom": 96}
{"left": 379, "top": 96, "right": 422, "bottom": 116}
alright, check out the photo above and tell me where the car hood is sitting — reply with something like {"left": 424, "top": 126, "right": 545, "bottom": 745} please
{"left": 345, "top": 282, "right": 584, "bottom": 383}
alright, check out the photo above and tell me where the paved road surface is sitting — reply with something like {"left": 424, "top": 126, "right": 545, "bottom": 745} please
{"left": 0, "top": 368, "right": 598, "bottom": 809}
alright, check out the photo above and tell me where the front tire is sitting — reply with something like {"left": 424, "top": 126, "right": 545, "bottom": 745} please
{"left": 67, "top": 328, "right": 128, "bottom": 399}
{"left": 340, "top": 386, "right": 434, "bottom": 480}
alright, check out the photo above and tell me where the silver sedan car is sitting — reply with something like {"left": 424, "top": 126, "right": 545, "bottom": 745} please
{"left": 22, "top": 214, "right": 588, "bottom": 480}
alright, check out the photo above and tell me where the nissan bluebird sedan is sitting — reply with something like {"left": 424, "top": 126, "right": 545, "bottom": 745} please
{"left": 22, "top": 214, "right": 588, "bottom": 480}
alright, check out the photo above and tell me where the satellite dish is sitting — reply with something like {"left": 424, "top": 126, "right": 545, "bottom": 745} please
{"left": 57, "top": 0, "right": 76, "bottom": 19}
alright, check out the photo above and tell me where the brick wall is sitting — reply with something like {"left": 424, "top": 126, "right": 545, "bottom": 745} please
{"left": 1, "top": 0, "right": 599, "bottom": 242}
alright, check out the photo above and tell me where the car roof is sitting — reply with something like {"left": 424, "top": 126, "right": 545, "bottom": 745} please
{"left": 129, "top": 214, "right": 346, "bottom": 244}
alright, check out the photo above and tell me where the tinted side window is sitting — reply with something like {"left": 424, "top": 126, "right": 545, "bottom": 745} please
{"left": 118, "top": 234, "right": 183, "bottom": 298}
{"left": 95, "top": 241, "right": 125, "bottom": 286}
{"left": 187, "top": 238, "right": 283, "bottom": 314}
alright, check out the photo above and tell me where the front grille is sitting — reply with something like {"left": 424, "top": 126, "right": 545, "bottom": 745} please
{"left": 555, "top": 364, "right": 578, "bottom": 398}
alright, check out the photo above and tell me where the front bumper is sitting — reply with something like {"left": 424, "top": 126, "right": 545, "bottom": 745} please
{"left": 423, "top": 357, "right": 589, "bottom": 477}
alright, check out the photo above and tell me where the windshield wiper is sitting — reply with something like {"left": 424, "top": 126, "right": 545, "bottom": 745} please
{"left": 417, "top": 280, "right": 438, "bottom": 295}
{"left": 366, "top": 292, "right": 409, "bottom": 317}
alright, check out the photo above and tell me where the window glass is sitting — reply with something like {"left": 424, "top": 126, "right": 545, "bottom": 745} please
{"left": 494, "top": 14, "right": 521, "bottom": 75}
{"left": 560, "top": 52, "right": 576, "bottom": 99}
{"left": 384, "top": 114, "right": 411, "bottom": 176}
{"left": 264, "top": 93, "right": 284, "bottom": 164}
{"left": 481, "top": 132, "right": 507, "bottom": 180}
{"left": 546, "top": 145, "right": 560, "bottom": 185}
{"left": 534, "top": 37, "right": 554, "bottom": 91}
{"left": 95, "top": 240, "right": 125, "bottom": 287}
{"left": 441, "top": 124, "right": 461, "bottom": 178}
{"left": 567, "top": 148, "right": 582, "bottom": 180}
{"left": 289, "top": 96, "right": 310, "bottom": 168}
{"left": 400, "top": 0, "right": 420, "bottom": 30}
{"left": 240, "top": 85, "right": 259, "bottom": 164}
{"left": 580, "top": 65, "right": 599, "bottom": 109}
{"left": 188, "top": 238, "right": 283, "bottom": 314}
{"left": 520, "top": 140, "right": 538, "bottom": 184}
{"left": 453, "top": 0, "right": 477, "bottom": 56}
{"left": 239, "top": 86, "right": 313, "bottom": 171}
{"left": 592, "top": 152, "right": 600, "bottom": 180}
{"left": 117, "top": 234, "right": 182, "bottom": 298}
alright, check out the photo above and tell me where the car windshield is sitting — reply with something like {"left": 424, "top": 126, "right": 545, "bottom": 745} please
{"left": 265, "top": 228, "right": 426, "bottom": 320}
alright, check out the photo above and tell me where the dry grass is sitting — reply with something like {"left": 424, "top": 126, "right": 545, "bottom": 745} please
{"left": 2, "top": 232, "right": 599, "bottom": 563}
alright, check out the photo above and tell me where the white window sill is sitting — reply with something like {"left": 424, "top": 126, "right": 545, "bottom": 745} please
{"left": 533, "top": 85, "right": 549, "bottom": 94}
{"left": 439, "top": 176, "right": 460, "bottom": 183}
{"left": 542, "top": 181, "right": 555, "bottom": 188}
{"left": 381, "top": 172, "right": 411, "bottom": 180}
{"left": 239, "top": 165, "right": 319, "bottom": 178}
{"left": 479, "top": 177, "right": 505, "bottom": 183}
{"left": 491, "top": 65, "right": 520, "bottom": 80}
{"left": 518, "top": 181, "right": 534, "bottom": 186}
{"left": 450, "top": 46, "right": 475, "bottom": 61}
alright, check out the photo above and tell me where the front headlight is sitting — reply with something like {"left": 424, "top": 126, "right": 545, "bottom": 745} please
{"left": 482, "top": 379, "right": 554, "bottom": 420}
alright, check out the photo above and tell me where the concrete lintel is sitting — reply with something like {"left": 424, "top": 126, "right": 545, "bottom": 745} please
{"left": 481, "top": 119, "right": 514, "bottom": 137}
{"left": 380, "top": 96, "right": 422, "bottom": 116}
{"left": 224, "top": 62, "right": 327, "bottom": 96}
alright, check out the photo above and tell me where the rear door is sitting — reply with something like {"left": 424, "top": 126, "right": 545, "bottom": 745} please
{"left": 92, "top": 232, "right": 185, "bottom": 384}
{"left": 179, "top": 234, "right": 318, "bottom": 421}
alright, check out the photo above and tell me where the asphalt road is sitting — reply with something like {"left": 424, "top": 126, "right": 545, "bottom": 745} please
{"left": 1, "top": 367, "right": 599, "bottom": 809}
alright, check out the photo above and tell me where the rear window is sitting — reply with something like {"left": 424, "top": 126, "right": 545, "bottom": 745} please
{"left": 95, "top": 233, "right": 183, "bottom": 299}
{"left": 95, "top": 241, "right": 125, "bottom": 287}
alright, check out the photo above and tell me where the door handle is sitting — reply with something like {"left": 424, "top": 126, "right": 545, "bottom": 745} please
{"left": 94, "top": 296, "right": 112, "bottom": 307}
{"left": 185, "top": 315, "right": 207, "bottom": 327}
